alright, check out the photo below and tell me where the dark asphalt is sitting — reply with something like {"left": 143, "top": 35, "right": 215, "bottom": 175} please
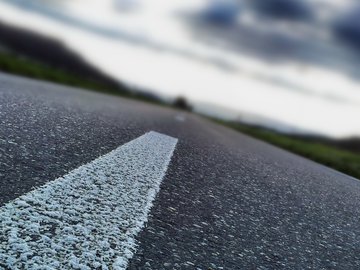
{"left": 1, "top": 72, "right": 360, "bottom": 269}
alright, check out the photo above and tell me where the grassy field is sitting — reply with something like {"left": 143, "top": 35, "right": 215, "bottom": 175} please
{"left": 218, "top": 120, "right": 360, "bottom": 180}
{"left": 0, "top": 52, "right": 164, "bottom": 104}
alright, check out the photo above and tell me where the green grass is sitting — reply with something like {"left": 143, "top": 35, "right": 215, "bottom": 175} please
{"left": 0, "top": 52, "right": 164, "bottom": 104}
{"left": 217, "top": 120, "right": 360, "bottom": 180}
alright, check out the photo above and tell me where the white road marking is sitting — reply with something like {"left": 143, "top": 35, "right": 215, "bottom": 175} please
{"left": 175, "top": 114, "right": 186, "bottom": 122}
{"left": 0, "top": 131, "right": 178, "bottom": 270}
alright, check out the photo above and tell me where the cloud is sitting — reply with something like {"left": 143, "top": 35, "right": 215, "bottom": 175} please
{"left": 248, "top": 0, "right": 313, "bottom": 21}
{"left": 332, "top": 7, "right": 360, "bottom": 48}
{"left": 201, "top": 1, "right": 241, "bottom": 25}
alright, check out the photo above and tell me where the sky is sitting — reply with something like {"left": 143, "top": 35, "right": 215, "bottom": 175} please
{"left": 0, "top": 0, "right": 360, "bottom": 138}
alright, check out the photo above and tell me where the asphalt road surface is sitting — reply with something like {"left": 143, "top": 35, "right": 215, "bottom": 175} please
{"left": 1, "top": 72, "right": 360, "bottom": 269}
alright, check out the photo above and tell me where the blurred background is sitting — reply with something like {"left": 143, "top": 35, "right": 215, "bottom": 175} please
{"left": 0, "top": 0, "right": 360, "bottom": 177}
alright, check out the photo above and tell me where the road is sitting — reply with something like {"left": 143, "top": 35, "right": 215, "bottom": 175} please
{"left": 1, "top": 72, "right": 360, "bottom": 269}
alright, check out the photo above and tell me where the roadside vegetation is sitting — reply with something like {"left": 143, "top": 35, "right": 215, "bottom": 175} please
{"left": 172, "top": 96, "right": 192, "bottom": 111}
{"left": 0, "top": 51, "right": 164, "bottom": 104}
{"left": 1, "top": 51, "right": 359, "bottom": 180}
{"left": 217, "top": 120, "right": 360, "bottom": 180}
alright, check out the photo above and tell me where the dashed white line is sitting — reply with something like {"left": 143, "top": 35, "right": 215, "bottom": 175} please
{"left": 0, "top": 131, "right": 178, "bottom": 269}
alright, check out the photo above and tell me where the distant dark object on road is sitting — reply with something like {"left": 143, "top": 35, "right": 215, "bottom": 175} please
{"left": 173, "top": 96, "right": 192, "bottom": 111}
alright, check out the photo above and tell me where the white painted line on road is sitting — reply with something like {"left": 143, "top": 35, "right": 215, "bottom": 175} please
{"left": 175, "top": 114, "right": 186, "bottom": 122}
{"left": 0, "top": 131, "right": 178, "bottom": 269}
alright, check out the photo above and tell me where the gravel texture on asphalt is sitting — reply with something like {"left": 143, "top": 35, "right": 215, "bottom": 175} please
{"left": 1, "top": 72, "right": 360, "bottom": 269}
